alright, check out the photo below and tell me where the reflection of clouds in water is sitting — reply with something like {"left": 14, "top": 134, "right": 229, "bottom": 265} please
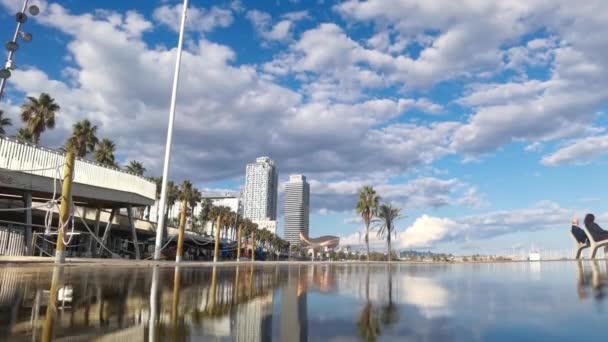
{"left": 332, "top": 269, "right": 451, "bottom": 318}
{"left": 402, "top": 276, "right": 451, "bottom": 318}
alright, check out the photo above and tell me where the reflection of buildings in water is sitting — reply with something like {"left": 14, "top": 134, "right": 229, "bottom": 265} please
{"left": 0, "top": 266, "right": 286, "bottom": 341}
{"left": 235, "top": 292, "right": 273, "bottom": 342}
{"left": 307, "top": 264, "right": 337, "bottom": 293}
{"left": 280, "top": 266, "right": 308, "bottom": 342}
{"left": 0, "top": 268, "right": 24, "bottom": 333}
{"left": 577, "top": 260, "right": 608, "bottom": 302}
{"left": 529, "top": 262, "right": 542, "bottom": 281}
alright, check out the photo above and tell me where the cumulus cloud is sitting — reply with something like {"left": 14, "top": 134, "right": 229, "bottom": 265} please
{"left": 396, "top": 201, "right": 588, "bottom": 249}
{"left": 310, "top": 176, "right": 483, "bottom": 213}
{"left": 246, "top": 10, "right": 308, "bottom": 43}
{"left": 541, "top": 135, "right": 608, "bottom": 166}
{"left": 329, "top": 0, "right": 608, "bottom": 154}
{"left": 153, "top": 4, "right": 233, "bottom": 33}
{"left": 0, "top": 1, "right": 464, "bottom": 192}
{"left": 399, "top": 215, "right": 461, "bottom": 249}
{"left": 3, "top": 0, "right": 608, "bottom": 226}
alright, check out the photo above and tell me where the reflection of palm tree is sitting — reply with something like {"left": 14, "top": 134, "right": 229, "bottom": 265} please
{"left": 381, "top": 266, "right": 399, "bottom": 327}
{"left": 357, "top": 266, "right": 380, "bottom": 341}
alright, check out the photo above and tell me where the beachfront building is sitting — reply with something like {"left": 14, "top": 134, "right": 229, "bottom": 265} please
{"left": 243, "top": 157, "right": 278, "bottom": 234}
{"left": 283, "top": 175, "right": 310, "bottom": 246}
{"left": 152, "top": 193, "right": 241, "bottom": 224}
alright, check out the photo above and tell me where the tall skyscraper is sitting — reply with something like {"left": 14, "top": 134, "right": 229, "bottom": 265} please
{"left": 284, "top": 174, "right": 310, "bottom": 246}
{"left": 244, "top": 157, "right": 278, "bottom": 221}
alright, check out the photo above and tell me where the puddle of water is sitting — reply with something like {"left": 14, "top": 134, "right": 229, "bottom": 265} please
{"left": 0, "top": 261, "right": 606, "bottom": 341}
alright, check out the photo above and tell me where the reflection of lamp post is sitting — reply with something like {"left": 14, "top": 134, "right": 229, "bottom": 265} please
{"left": 0, "top": 0, "right": 40, "bottom": 100}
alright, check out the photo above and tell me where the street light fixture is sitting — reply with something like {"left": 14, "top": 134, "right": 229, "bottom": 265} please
{"left": 0, "top": 0, "right": 40, "bottom": 99}
{"left": 28, "top": 5, "right": 40, "bottom": 16}
{"left": 20, "top": 32, "right": 33, "bottom": 43}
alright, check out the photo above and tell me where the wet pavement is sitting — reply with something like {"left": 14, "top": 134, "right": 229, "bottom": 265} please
{"left": 0, "top": 261, "right": 607, "bottom": 341}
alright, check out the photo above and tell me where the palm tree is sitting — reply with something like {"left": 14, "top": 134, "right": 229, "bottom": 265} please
{"left": 356, "top": 186, "right": 380, "bottom": 262}
{"left": 149, "top": 176, "right": 162, "bottom": 222}
{"left": 198, "top": 198, "right": 213, "bottom": 234}
{"left": 159, "top": 180, "right": 180, "bottom": 240}
{"left": 126, "top": 160, "right": 146, "bottom": 176}
{"left": 376, "top": 204, "right": 402, "bottom": 262}
{"left": 240, "top": 218, "right": 254, "bottom": 257}
{"left": 93, "top": 138, "right": 117, "bottom": 167}
{"left": 65, "top": 119, "right": 98, "bottom": 157}
{"left": 15, "top": 128, "right": 33, "bottom": 143}
{"left": 166, "top": 181, "right": 179, "bottom": 217}
{"left": 20, "top": 93, "right": 60, "bottom": 145}
{"left": 176, "top": 180, "right": 196, "bottom": 261}
{"left": 208, "top": 205, "right": 220, "bottom": 237}
{"left": 0, "top": 110, "right": 11, "bottom": 135}
{"left": 188, "top": 188, "right": 202, "bottom": 230}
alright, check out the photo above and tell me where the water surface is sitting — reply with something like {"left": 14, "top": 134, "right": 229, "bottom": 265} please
{"left": 0, "top": 261, "right": 606, "bottom": 341}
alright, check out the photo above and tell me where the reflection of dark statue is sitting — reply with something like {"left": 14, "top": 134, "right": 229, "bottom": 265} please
{"left": 576, "top": 261, "right": 588, "bottom": 300}
{"left": 591, "top": 261, "right": 607, "bottom": 301}
{"left": 576, "top": 260, "right": 608, "bottom": 304}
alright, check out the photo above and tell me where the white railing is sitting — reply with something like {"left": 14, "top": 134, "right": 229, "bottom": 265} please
{"left": 0, "top": 136, "right": 155, "bottom": 200}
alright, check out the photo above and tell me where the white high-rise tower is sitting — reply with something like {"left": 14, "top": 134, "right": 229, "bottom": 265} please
{"left": 244, "top": 157, "right": 278, "bottom": 223}
{"left": 283, "top": 174, "right": 309, "bottom": 246}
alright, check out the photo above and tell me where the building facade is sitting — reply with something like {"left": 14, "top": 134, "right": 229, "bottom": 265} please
{"left": 243, "top": 157, "right": 278, "bottom": 222}
{"left": 151, "top": 193, "right": 241, "bottom": 223}
{"left": 254, "top": 219, "right": 277, "bottom": 235}
{"left": 283, "top": 175, "right": 309, "bottom": 246}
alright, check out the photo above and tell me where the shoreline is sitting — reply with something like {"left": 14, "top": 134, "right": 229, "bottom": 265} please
{"left": 0, "top": 256, "right": 589, "bottom": 268}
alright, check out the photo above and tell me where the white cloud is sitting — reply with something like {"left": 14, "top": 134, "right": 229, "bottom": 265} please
{"left": 153, "top": 4, "right": 233, "bottom": 33}
{"left": 525, "top": 142, "right": 543, "bottom": 153}
{"left": 311, "top": 176, "right": 484, "bottom": 213}
{"left": 247, "top": 10, "right": 308, "bottom": 43}
{"left": 0, "top": 2, "right": 467, "bottom": 191}
{"left": 396, "top": 201, "right": 587, "bottom": 249}
{"left": 541, "top": 135, "right": 608, "bottom": 166}
{"left": 399, "top": 215, "right": 461, "bottom": 249}
{"left": 329, "top": 1, "right": 608, "bottom": 155}
{"left": 283, "top": 10, "right": 309, "bottom": 22}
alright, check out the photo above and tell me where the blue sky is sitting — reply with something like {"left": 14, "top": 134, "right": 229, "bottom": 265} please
{"left": 1, "top": 0, "right": 607, "bottom": 256}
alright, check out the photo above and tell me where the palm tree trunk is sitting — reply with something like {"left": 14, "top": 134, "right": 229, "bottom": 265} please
{"left": 387, "top": 235, "right": 392, "bottom": 263}
{"left": 213, "top": 216, "right": 222, "bottom": 263}
{"left": 365, "top": 222, "right": 370, "bottom": 262}
{"left": 176, "top": 200, "right": 187, "bottom": 262}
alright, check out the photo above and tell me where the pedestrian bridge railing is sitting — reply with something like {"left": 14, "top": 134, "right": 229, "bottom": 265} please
{"left": 0, "top": 135, "right": 155, "bottom": 201}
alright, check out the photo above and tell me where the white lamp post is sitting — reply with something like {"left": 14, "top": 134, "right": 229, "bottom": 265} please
{"left": 154, "top": 0, "right": 189, "bottom": 261}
